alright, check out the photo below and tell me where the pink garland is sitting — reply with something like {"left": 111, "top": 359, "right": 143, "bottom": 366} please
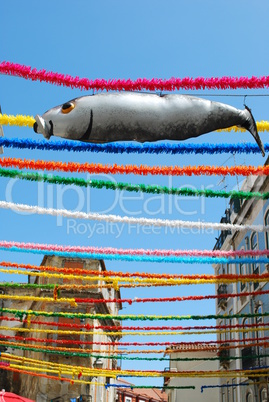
{"left": 1, "top": 240, "right": 269, "bottom": 258}
{"left": 1, "top": 61, "right": 268, "bottom": 91}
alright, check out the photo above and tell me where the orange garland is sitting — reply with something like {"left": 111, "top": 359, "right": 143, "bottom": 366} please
{"left": 1, "top": 157, "right": 269, "bottom": 176}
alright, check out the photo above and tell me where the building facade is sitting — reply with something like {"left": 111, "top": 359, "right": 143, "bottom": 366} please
{"left": 0, "top": 256, "right": 122, "bottom": 402}
{"left": 213, "top": 172, "right": 269, "bottom": 402}
{"left": 163, "top": 344, "right": 219, "bottom": 402}
{"left": 116, "top": 379, "right": 167, "bottom": 402}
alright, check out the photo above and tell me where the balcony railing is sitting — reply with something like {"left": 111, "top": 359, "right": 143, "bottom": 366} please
{"left": 241, "top": 346, "right": 264, "bottom": 373}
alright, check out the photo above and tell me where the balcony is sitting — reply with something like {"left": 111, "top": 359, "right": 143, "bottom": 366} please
{"left": 241, "top": 347, "right": 265, "bottom": 374}
{"left": 219, "top": 344, "right": 230, "bottom": 368}
{"left": 217, "top": 284, "right": 228, "bottom": 309}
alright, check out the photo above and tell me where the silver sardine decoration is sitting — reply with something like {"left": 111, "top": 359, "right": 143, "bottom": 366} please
{"left": 34, "top": 92, "right": 265, "bottom": 156}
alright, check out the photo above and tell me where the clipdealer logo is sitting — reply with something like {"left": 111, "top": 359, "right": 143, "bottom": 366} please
{"left": 5, "top": 174, "right": 215, "bottom": 238}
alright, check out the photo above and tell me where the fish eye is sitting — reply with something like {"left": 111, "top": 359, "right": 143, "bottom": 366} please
{"left": 61, "top": 102, "right": 75, "bottom": 114}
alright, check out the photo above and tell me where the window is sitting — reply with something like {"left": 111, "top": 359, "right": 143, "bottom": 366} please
{"left": 255, "top": 304, "right": 263, "bottom": 356}
{"left": 125, "top": 398, "right": 132, "bottom": 402}
{"left": 251, "top": 233, "right": 259, "bottom": 289}
{"left": 242, "top": 318, "right": 249, "bottom": 343}
{"left": 260, "top": 387, "right": 268, "bottom": 402}
{"left": 239, "top": 262, "right": 246, "bottom": 290}
{"left": 224, "top": 317, "right": 229, "bottom": 342}
{"left": 246, "top": 391, "right": 253, "bottom": 402}
{"left": 219, "top": 320, "right": 223, "bottom": 342}
{"left": 229, "top": 309, "right": 233, "bottom": 340}
{"left": 239, "top": 247, "right": 246, "bottom": 291}
{"left": 232, "top": 378, "right": 236, "bottom": 402}
{"left": 227, "top": 381, "right": 230, "bottom": 402}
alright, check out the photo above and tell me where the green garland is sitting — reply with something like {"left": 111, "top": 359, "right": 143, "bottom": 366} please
{"left": 0, "top": 282, "right": 55, "bottom": 290}
{"left": 1, "top": 343, "right": 268, "bottom": 363}
{"left": 1, "top": 307, "right": 268, "bottom": 321}
{"left": 0, "top": 167, "right": 267, "bottom": 200}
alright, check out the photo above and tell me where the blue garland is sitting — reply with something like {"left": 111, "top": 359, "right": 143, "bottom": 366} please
{"left": 106, "top": 384, "right": 195, "bottom": 390}
{"left": 1, "top": 245, "right": 269, "bottom": 264}
{"left": 0, "top": 137, "right": 267, "bottom": 155}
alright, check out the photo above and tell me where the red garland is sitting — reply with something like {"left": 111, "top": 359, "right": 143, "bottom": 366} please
{"left": 73, "top": 289, "right": 269, "bottom": 305}
{"left": 0, "top": 364, "right": 74, "bottom": 384}
{"left": 2, "top": 315, "right": 268, "bottom": 332}
{"left": 0, "top": 61, "right": 269, "bottom": 91}
{"left": 0, "top": 334, "right": 268, "bottom": 348}
{"left": 2, "top": 261, "right": 269, "bottom": 281}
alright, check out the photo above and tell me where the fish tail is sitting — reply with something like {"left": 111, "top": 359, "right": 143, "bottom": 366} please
{"left": 243, "top": 106, "right": 265, "bottom": 157}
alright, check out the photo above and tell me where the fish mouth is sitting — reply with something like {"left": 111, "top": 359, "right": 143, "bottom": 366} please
{"left": 34, "top": 115, "right": 53, "bottom": 140}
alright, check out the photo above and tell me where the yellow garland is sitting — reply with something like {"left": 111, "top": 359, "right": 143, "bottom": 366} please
{"left": 1, "top": 114, "right": 268, "bottom": 133}
{"left": 1, "top": 268, "right": 266, "bottom": 286}
{"left": 1, "top": 365, "right": 104, "bottom": 385}
{"left": 0, "top": 114, "right": 35, "bottom": 127}
{"left": 7, "top": 363, "right": 113, "bottom": 379}
{"left": 216, "top": 121, "right": 269, "bottom": 133}
{"left": 0, "top": 294, "right": 77, "bottom": 307}
{"left": 1, "top": 354, "right": 114, "bottom": 378}
{"left": 2, "top": 355, "right": 269, "bottom": 379}
{"left": 0, "top": 340, "right": 125, "bottom": 355}
{"left": 0, "top": 325, "right": 267, "bottom": 337}
{"left": 3, "top": 353, "right": 269, "bottom": 379}
{"left": 6, "top": 363, "right": 269, "bottom": 379}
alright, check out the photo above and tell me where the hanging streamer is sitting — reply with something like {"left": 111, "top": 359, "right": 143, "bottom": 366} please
{"left": 2, "top": 315, "right": 266, "bottom": 333}
{"left": 1, "top": 323, "right": 268, "bottom": 337}
{"left": 2, "top": 241, "right": 269, "bottom": 264}
{"left": 1, "top": 61, "right": 269, "bottom": 90}
{"left": 1, "top": 306, "right": 268, "bottom": 322}
{"left": 0, "top": 364, "right": 103, "bottom": 386}
{"left": 6, "top": 198, "right": 268, "bottom": 234}
{"left": 2, "top": 137, "right": 269, "bottom": 155}
{"left": 2, "top": 137, "right": 269, "bottom": 157}
{"left": 2, "top": 266, "right": 269, "bottom": 288}
{"left": 1, "top": 282, "right": 268, "bottom": 304}
{"left": 3, "top": 342, "right": 269, "bottom": 363}
{"left": 0, "top": 294, "right": 77, "bottom": 306}
{"left": 0, "top": 114, "right": 35, "bottom": 127}
{"left": 3, "top": 156, "right": 269, "bottom": 178}
{"left": 2, "top": 242, "right": 269, "bottom": 259}
{"left": 1, "top": 333, "right": 267, "bottom": 350}
{"left": 107, "top": 384, "right": 195, "bottom": 389}
{"left": 1, "top": 167, "right": 269, "bottom": 201}
{"left": 2, "top": 352, "right": 269, "bottom": 379}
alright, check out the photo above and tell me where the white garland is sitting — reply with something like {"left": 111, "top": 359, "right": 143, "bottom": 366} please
{"left": 0, "top": 200, "right": 267, "bottom": 232}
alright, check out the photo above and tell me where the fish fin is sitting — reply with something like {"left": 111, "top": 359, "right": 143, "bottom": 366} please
{"left": 243, "top": 106, "right": 265, "bottom": 157}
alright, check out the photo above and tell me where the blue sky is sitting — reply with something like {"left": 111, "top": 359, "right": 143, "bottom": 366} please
{"left": 0, "top": 0, "right": 269, "bottom": 386}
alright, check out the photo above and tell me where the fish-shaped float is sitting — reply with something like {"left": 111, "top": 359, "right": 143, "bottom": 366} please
{"left": 34, "top": 92, "right": 265, "bottom": 156}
